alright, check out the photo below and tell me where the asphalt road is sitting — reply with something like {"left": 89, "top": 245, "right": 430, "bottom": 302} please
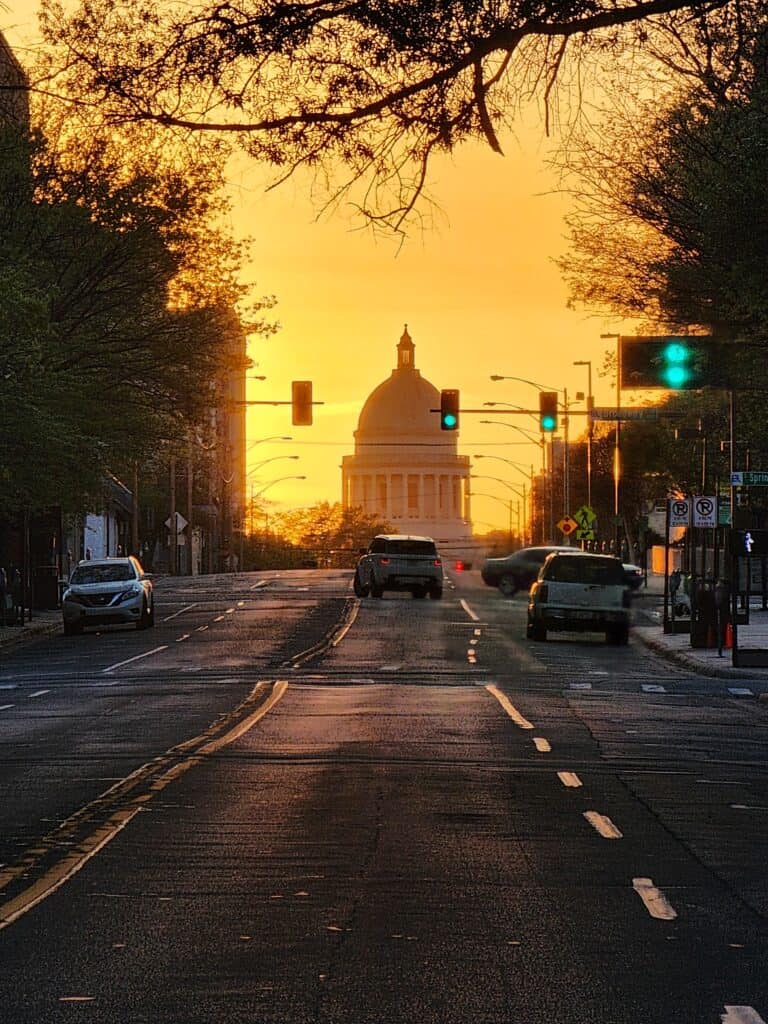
{"left": 0, "top": 568, "right": 766, "bottom": 1023}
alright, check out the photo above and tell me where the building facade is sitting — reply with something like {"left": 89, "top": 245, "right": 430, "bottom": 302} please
{"left": 342, "top": 327, "right": 471, "bottom": 545}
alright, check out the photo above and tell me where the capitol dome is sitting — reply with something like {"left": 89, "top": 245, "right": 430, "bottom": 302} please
{"left": 354, "top": 326, "right": 445, "bottom": 445}
{"left": 342, "top": 326, "right": 471, "bottom": 545}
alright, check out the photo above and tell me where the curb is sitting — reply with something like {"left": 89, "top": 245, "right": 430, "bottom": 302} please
{"left": 633, "top": 628, "right": 768, "bottom": 682}
{"left": 0, "top": 619, "right": 61, "bottom": 654}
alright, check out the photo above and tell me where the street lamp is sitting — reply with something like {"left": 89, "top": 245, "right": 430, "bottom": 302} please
{"left": 479, "top": 419, "right": 543, "bottom": 446}
{"left": 573, "top": 360, "right": 593, "bottom": 508}
{"left": 473, "top": 454, "right": 534, "bottom": 480}
{"left": 247, "top": 454, "right": 300, "bottom": 478}
{"left": 246, "top": 434, "right": 293, "bottom": 452}
{"left": 471, "top": 475, "right": 528, "bottom": 545}
{"left": 252, "top": 474, "right": 307, "bottom": 500}
{"left": 467, "top": 490, "right": 518, "bottom": 547}
{"left": 601, "top": 332, "right": 622, "bottom": 553}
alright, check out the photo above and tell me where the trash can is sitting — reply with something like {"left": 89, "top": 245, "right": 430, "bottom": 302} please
{"left": 690, "top": 578, "right": 717, "bottom": 648}
{"left": 33, "top": 565, "right": 60, "bottom": 610}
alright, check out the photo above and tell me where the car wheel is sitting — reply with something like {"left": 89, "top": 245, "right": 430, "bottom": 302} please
{"left": 530, "top": 622, "right": 547, "bottom": 642}
{"left": 353, "top": 572, "right": 369, "bottom": 597}
{"left": 429, "top": 587, "right": 443, "bottom": 600}
{"left": 63, "top": 620, "right": 82, "bottom": 636}
{"left": 498, "top": 575, "right": 517, "bottom": 597}
{"left": 371, "top": 584, "right": 384, "bottom": 599}
{"left": 607, "top": 626, "right": 629, "bottom": 645}
{"left": 136, "top": 600, "right": 151, "bottom": 630}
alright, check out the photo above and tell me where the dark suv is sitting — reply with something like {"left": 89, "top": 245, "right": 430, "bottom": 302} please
{"left": 481, "top": 545, "right": 572, "bottom": 596}
{"left": 354, "top": 535, "right": 443, "bottom": 599}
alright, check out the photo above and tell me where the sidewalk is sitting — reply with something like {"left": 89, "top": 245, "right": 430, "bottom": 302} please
{"left": 0, "top": 609, "right": 61, "bottom": 651}
{"left": 632, "top": 572, "right": 768, "bottom": 687}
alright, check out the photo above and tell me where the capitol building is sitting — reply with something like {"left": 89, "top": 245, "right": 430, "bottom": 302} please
{"left": 341, "top": 327, "right": 472, "bottom": 545}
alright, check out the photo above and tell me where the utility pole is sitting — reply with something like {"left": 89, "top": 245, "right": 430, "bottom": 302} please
{"left": 169, "top": 456, "right": 177, "bottom": 575}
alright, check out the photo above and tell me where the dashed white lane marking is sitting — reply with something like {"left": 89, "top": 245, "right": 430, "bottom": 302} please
{"left": 28, "top": 690, "right": 50, "bottom": 699}
{"left": 485, "top": 685, "right": 534, "bottom": 730}
{"left": 583, "top": 811, "right": 623, "bottom": 839}
{"left": 473, "top": 628, "right": 482, "bottom": 637}
{"left": 470, "top": 639, "right": 478, "bottom": 646}
{"left": 558, "top": 771, "right": 583, "bottom": 788}
{"left": 570, "top": 683, "right": 592, "bottom": 690}
{"left": 730, "top": 804, "right": 768, "bottom": 811}
{"left": 0, "top": 704, "right": 15, "bottom": 711}
{"left": 632, "top": 877, "right": 677, "bottom": 920}
{"left": 459, "top": 599, "right": 480, "bottom": 622}
{"left": 196, "top": 625, "right": 209, "bottom": 632}
{"left": 729, "top": 688, "right": 754, "bottom": 696}
{"left": 642, "top": 684, "right": 666, "bottom": 693}
{"left": 225, "top": 607, "right": 235, "bottom": 614}
{"left": 102, "top": 646, "right": 169, "bottom": 675}
{"left": 213, "top": 615, "right": 225, "bottom": 622}
{"left": 176, "top": 634, "right": 190, "bottom": 643}
{"left": 589, "top": 671, "right": 609, "bottom": 676}
{"left": 533, "top": 737, "right": 551, "bottom": 753}
{"left": 237, "top": 601, "right": 245, "bottom": 607}
{"left": 722, "top": 1008, "right": 767, "bottom": 1024}
{"left": 162, "top": 603, "right": 198, "bottom": 623}
{"left": 249, "top": 579, "right": 272, "bottom": 590}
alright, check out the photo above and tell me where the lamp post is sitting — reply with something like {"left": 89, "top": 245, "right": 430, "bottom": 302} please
{"left": 247, "top": 456, "right": 300, "bottom": 533}
{"left": 601, "top": 333, "right": 622, "bottom": 554}
{"left": 468, "top": 491, "right": 517, "bottom": 548}
{"left": 573, "top": 360, "right": 593, "bottom": 509}
{"left": 474, "top": 454, "right": 536, "bottom": 544}
{"left": 471, "top": 475, "right": 528, "bottom": 546}
{"left": 246, "top": 434, "right": 293, "bottom": 452}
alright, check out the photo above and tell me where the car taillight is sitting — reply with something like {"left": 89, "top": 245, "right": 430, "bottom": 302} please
{"left": 538, "top": 584, "right": 548, "bottom": 602}
{"left": 453, "top": 560, "right": 463, "bottom": 571}
{"left": 434, "top": 559, "right": 442, "bottom": 567}
{"left": 379, "top": 557, "right": 390, "bottom": 566}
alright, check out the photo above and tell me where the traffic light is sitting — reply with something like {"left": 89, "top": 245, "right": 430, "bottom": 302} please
{"left": 291, "top": 380, "right": 313, "bottom": 425}
{"left": 620, "top": 336, "right": 717, "bottom": 390}
{"left": 440, "top": 389, "right": 459, "bottom": 431}
{"left": 539, "top": 391, "right": 558, "bottom": 432}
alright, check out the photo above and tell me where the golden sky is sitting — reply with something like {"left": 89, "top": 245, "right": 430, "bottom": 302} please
{"left": 5, "top": 3, "right": 627, "bottom": 533}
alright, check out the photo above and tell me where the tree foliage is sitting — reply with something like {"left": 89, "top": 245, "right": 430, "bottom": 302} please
{"left": 272, "top": 501, "right": 394, "bottom": 551}
{"left": 0, "top": 121, "right": 258, "bottom": 514}
{"left": 38, "top": 0, "right": 736, "bottom": 232}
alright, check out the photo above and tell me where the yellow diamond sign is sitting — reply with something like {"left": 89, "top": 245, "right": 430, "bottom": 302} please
{"left": 557, "top": 516, "right": 579, "bottom": 536}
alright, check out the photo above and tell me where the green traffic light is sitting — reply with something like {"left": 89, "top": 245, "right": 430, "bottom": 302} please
{"left": 541, "top": 415, "right": 556, "bottom": 432}
{"left": 442, "top": 413, "right": 458, "bottom": 429}
{"left": 660, "top": 341, "right": 692, "bottom": 389}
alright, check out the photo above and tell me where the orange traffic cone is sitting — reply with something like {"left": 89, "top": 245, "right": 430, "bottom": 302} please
{"left": 724, "top": 622, "right": 733, "bottom": 649}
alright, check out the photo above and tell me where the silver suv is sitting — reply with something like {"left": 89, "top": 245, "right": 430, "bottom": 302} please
{"left": 353, "top": 535, "right": 443, "bottom": 600}
{"left": 62, "top": 557, "right": 155, "bottom": 635}
{"left": 527, "top": 551, "right": 630, "bottom": 644}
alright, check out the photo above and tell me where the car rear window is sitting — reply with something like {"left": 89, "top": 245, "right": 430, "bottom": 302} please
{"left": 545, "top": 556, "right": 625, "bottom": 585}
{"left": 71, "top": 564, "right": 135, "bottom": 584}
{"left": 383, "top": 539, "right": 437, "bottom": 556}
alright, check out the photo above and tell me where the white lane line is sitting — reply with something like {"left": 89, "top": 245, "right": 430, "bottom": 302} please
{"left": 162, "top": 603, "right": 198, "bottom": 623}
{"left": 196, "top": 625, "right": 209, "bottom": 632}
{"left": 729, "top": 688, "right": 754, "bottom": 696}
{"left": 533, "top": 737, "right": 551, "bottom": 753}
{"left": 583, "top": 811, "right": 623, "bottom": 839}
{"left": 473, "top": 628, "right": 482, "bottom": 637}
{"left": 213, "top": 615, "right": 225, "bottom": 622}
{"left": 722, "top": 1008, "right": 767, "bottom": 1024}
{"left": 460, "top": 599, "right": 480, "bottom": 622}
{"left": 589, "top": 671, "right": 609, "bottom": 676}
{"left": 175, "top": 634, "right": 190, "bottom": 643}
{"left": 558, "top": 771, "right": 583, "bottom": 788}
{"left": 249, "top": 579, "right": 272, "bottom": 591}
{"left": 470, "top": 639, "right": 478, "bottom": 646}
{"left": 485, "top": 685, "right": 534, "bottom": 730}
{"left": 642, "top": 684, "right": 666, "bottom": 693}
{"left": 237, "top": 601, "right": 245, "bottom": 607}
{"left": 102, "top": 646, "right": 169, "bottom": 675}
{"left": 632, "top": 877, "right": 677, "bottom": 920}
{"left": 570, "top": 683, "right": 592, "bottom": 690}
{"left": 0, "top": 704, "right": 15, "bottom": 711}
{"left": 225, "top": 607, "right": 235, "bottom": 614}
{"left": 330, "top": 601, "right": 360, "bottom": 648}
{"left": 28, "top": 690, "right": 50, "bottom": 699}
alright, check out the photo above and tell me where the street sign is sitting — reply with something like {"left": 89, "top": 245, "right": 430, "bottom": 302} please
{"left": 165, "top": 512, "right": 188, "bottom": 532}
{"left": 668, "top": 498, "right": 690, "bottom": 527}
{"left": 573, "top": 504, "right": 597, "bottom": 528}
{"left": 692, "top": 495, "right": 717, "bottom": 529}
{"left": 718, "top": 496, "right": 731, "bottom": 526}
{"left": 590, "top": 407, "right": 660, "bottom": 422}
{"left": 731, "top": 471, "right": 768, "bottom": 486}
{"left": 575, "top": 528, "right": 596, "bottom": 541}
{"left": 557, "top": 516, "right": 578, "bottom": 536}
